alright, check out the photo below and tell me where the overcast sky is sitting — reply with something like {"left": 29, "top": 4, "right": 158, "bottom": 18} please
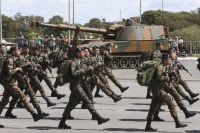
{"left": 1, "top": 0, "right": 200, "bottom": 24}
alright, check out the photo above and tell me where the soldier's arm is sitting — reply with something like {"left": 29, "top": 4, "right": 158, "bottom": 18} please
{"left": 70, "top": 61, "right": 84, "bottom": 77}
{"left": 104, "top": 51, "right": 113, "bottom": 61}
{"left": 6, "top": 58, "right": 21, "bottom": 76}
{"left": 156, "top": 65, "right": 169, "bottom": 82}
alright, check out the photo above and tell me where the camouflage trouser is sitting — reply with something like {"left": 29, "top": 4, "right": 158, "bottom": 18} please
{"left": 147, "top": 89, "right": 177, "bottom": 121}
{"left": 29, "top": 75, "right": 50, "bottom": 103}
{"left": 172, "top": 80, "right": 187, "bottom": 98}
{"left": 165, "top": 83, "right": 186, "bottom": 111}
{"left": 90, "top": 76, "right": 113, "bottom": 97}
{"left": 61, "top": 84, "right": 100, "bottom": 122}
{"left": 98, "top": 73, "right": 113, "bottom": 92}
{"left": 8, "top": 76, "right": 42, "bottom": 114}
{"left": 38, "top": 71, "right": 56, "bottom": 93}
{"left": 104, "top": 68, "right": 124, "bottom": 91}
{"left": 178, "top": 78, "right": 194, "bottom": 95}
{"left": 0, "top": 84, "right": 34, "bottom": 115}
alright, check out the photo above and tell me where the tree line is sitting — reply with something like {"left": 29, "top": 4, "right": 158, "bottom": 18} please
{"left": 2, "top": 8, "right": 200, "bottom": 41}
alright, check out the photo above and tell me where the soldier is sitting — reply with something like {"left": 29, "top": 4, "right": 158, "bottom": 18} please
{"left": 99, "top": 45, "right": 129, "bottom": 93}
{"left": 145, "top": 54, "right": 187, "bottom": 131}
{"left": 169, "top": 50, "right": 199, "bottom": 103}
{"left": 58, "top": 48, "right": 110, "bottom": 129}
{"left": 146, "top": 42, "right": 163, "bottom": 98}
{"left": 4, "top": 46, "right": 49, "bottom": 118}
{"left": 0, "top": 46, "right": 41, "bottom": 122}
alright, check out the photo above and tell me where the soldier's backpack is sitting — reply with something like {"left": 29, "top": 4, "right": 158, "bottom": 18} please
{"left": 136, "top": 60, "right": 159, "bottom": 86}
{"left": 0, "top": 56, "right": 6, "bottom": 84}
{"left": 56, "top": 60, "right": 72, "bottom": 86}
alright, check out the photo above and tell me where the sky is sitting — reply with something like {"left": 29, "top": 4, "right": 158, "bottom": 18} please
{"left": 1, "top": 0, "right": 200, "bottom": 24}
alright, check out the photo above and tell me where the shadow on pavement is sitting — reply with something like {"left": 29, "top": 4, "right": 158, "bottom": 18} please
{"left": 104, "top": 128, "right": 146, "bottom": 132}
{"left": 185, "top": 130, "right": 200, "bottom": 133}
{"left": 132, "top": 103, "right": 151, "bottom": 106}
{"left": 123, "top": 97, "right": 147, "bottom": 100}
{"left": 119, "top": 118, "right": 146, "bottom": 122}
{"left": 125, "top": 109, "right": 149, "bottom": 112}
{"left": 27, "top": 126, "right": 58, "bottom": 130}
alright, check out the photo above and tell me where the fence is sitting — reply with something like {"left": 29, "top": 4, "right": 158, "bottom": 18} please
{"left": 183, "top": 41, "right": 200, "bottom": 55}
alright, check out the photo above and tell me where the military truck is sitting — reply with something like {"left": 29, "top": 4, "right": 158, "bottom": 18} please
{"left": 31, "top": 21, "right": 169, "bottom": 69}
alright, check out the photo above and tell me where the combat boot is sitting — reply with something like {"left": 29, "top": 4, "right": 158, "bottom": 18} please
{"left": 190, "top": 93, "right": 199, "bottom": 99}
{"left": 173, "top": 116, "right": 187, "bottom": 128}
{"left": 51, "top": 91, "right": 66, "bottom": 100}
{"left": 145, "top": 120, "right": 157, "bottom": 132}
{"left": 46, "top": 98, "right": 57, "bottom": 107}
{"left": 5, "top": 112, "right": 17, "bottom": 118}
{"left": 16, "top": 102, "right": 24, "bottom": 108}
{"left": 0, "top": 124, "right": 4, "bottom": 128}
{"left": 185, "top": 96, "right": 199, "bottom": 105}
{"left": 94, "top": 93, "right": 103, "bottom": 97}
{"left": 182, "top": 108, "right": 196, "bottom": 118}
{"left": 96, "top": 114, "right": 110, "bottom": 125}
{"left": 58, "top": 119, "right": 71, "bottom": 129}
{"left": 153, "top": 116, "right": 165, "bottom": 121}
{"left": 39, "top": 112, "right": 49, "bottom": 118}
{"left": 67, "top": 113, "right": 74, "bottom": 120}
{"left": 120, "top": 86, "right": 129, "bottom": 93}
{"left": 31, "top": 112, "right": 41, "bottom": 122}
{"left": 111, "top": 92, "right": 122, "bottom": 103}
{"left": 5, "top": 106, "right": 17, "bottom": 118}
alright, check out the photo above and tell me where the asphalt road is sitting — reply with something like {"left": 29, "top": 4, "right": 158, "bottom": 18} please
{"left": 0, "top": 59, "right": 199, "bottom": 133}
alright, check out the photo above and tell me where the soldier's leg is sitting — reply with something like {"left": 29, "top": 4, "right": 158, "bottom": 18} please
{"left": 95, "top": 77, "right": 122, "bottom": 103}
{"left": 30, "top": 76, "right": 56, "bottom": 107}
{"left": 94, "top": 86, "right": 103, "bottom": 97}
{"left": 5, "top": 96, "right": 18, "bottom": 118}
{"left": 75, "top": 84, "right": 109, "bottom": 125}
{"left": 39, "top": 72, "right": 65, "bottom": 99}
{"left": 179, "top": 79, "right": 199, "bottom": 98}
{"left": 145, "top": 97, "right": 160, "bottom": 131}
{"left": 58, "top": 91, "right": 81, "bottom": 129}
{"left": 174, "top": 82, "right": 198, "bottom": 105}
{"left": 5, "top": 85, "right": 42, "bottom": 122}
{"left": 24, "top": 80, "right": 49, "bottom": 117}
{"left": 146, "top": 86, "right": 152, "bottom": 99}
{"left": 161, "top": 92, "right": 187, "bottom": 128}
{"left": 104, "top": 68, "right": 129, "bottom": 93}
{"left": 166, "top": 85, "right": 196, "bottom": 118}
{"left": 0, "top": 89, "right": 11, "bottom": 115}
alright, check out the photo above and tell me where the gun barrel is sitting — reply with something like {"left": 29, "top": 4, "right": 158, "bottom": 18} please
{"left": 31, "top": 21, "right": 108, "bottom": 34}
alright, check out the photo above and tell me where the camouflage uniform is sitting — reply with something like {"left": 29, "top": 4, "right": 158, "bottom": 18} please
{"left": 58, "top": 57, "right": 109, "bottom": 129}
{"left": 146, "top": 50, "right": 162, "bottom": 98}
{"left": 5, "top": 56, "right": 49, "bottom": 118}
{"left": 170, "top": 60, "right": 199, "bottom": 103}
{"left": 145, "top": 64, "right": 186, "bottom": 131}
{"left": 0, "top": 55, "right": 40, "bottom": 121}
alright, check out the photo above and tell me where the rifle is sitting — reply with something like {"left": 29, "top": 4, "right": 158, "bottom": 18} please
{"left": 179, "top": 62, "right": 192, "bottom": 76}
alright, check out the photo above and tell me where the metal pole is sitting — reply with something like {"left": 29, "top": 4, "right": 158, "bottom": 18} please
{"left": 139, "top": 0, "right": 142, "bottom": 23}
{"left": 0, "top": 0, "right": 2, "bottom": 42}
{"left": 73, "top": 0, "right": 74, "bottom": 25}
{"left": 68, "top": 0, "right": 71, "bottom": 44}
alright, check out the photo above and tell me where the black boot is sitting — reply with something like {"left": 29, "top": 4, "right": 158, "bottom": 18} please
{"left": 145, "top": 120, "right": 157, "bottom": 132}
{"left": 153, "top": 116, "right": 165, "bottom": 121}
{"left": 185, "top": 96, "right": 199, "bottom": 105}
{"left": 0, "top": 124, "right": 4, "bottom": 128}
{"left": 39, "top": 112, "right": 49, "bottom": 118}
{"left": 173, "top": 116, "right": 187, "bottom": 128}
{"left": 31, "top": 112, "right": 41, "bottom": 122}
{"left": 96, "top": 114, "right": 110, "bottom": 125}
{"left": 111, "top": 93, "right": 122, "bottom": 103}
{"left": 190, "top": 93, "right": 199, "bottom": 99}
{"left": 5, "top": 112, "right": 17, "bottom": 118}
{"left": 183, "top": 108, "right": 196, "bottom": 118}
{"left": 58, "top": 119, "right": 71, "bottom": 129}
{"left": 120, "top": 86, "right": 129, "bottom": 93}
{"left": 81, "top": 103, "right": 87, "bottom": 109}
{"left": 67, "top": 113, "right": 74, "bottom": 120}
{"left": 95, "top": 93, "right": 103, "bottom": 97}
{"left": 51, "top": 91, "right": 66, "bottom": 100}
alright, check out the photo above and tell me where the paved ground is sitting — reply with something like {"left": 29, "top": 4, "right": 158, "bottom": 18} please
{"left": 0, "top": 59, "right": 200, "bottom": 133}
